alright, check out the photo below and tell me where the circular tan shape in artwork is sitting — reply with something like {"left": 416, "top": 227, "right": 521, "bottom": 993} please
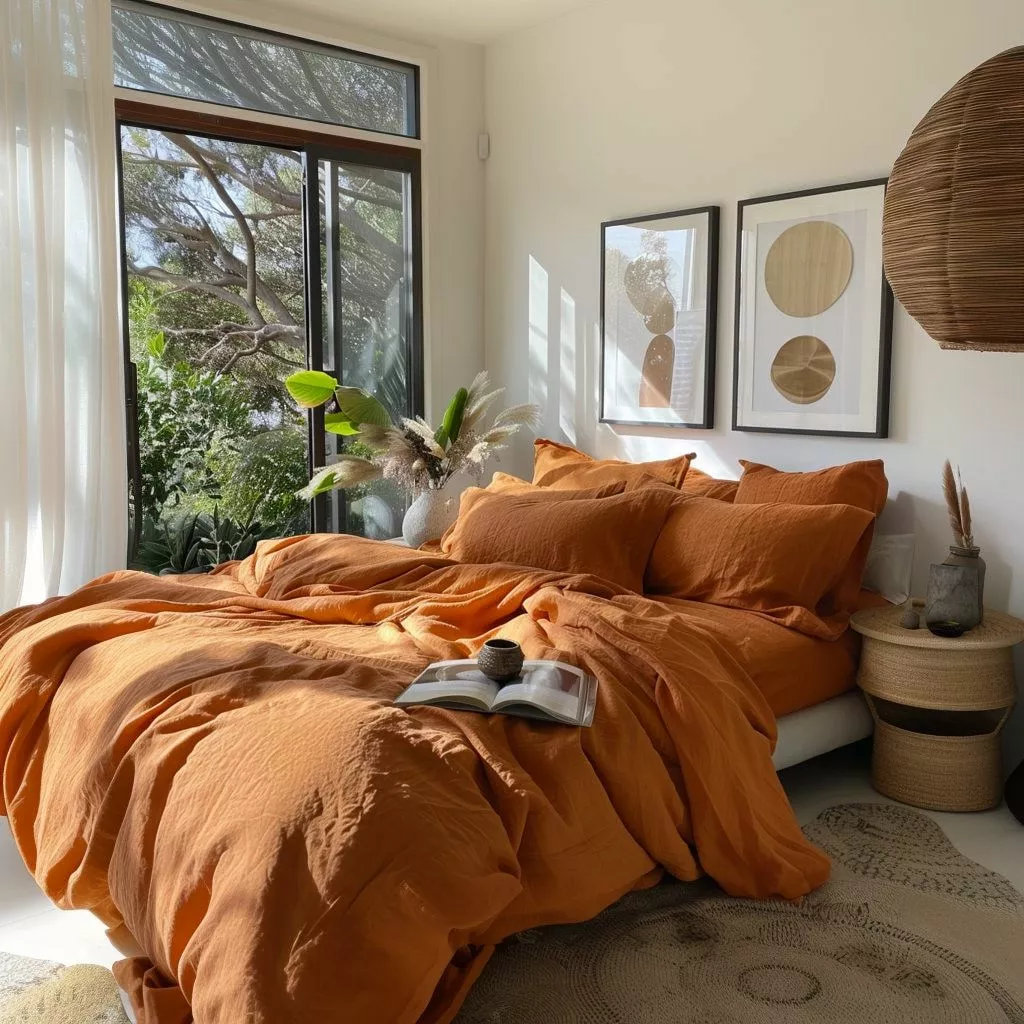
{"left": 765, "top": 220, "right": 854, "bottom": 317}
{"left": 642, "top": 299, "right": 675, "bottom": 335}
{"left": 770, "top": 335, "right": 836, "bottom": 405}
{"left": 623, "top": 253, "right": 682, "bottom": 318}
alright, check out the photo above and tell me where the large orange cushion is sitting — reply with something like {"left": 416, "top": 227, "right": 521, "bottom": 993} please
{"left": 487, "top": 471, "right": 625, "bottom": 497}
{"left": 532, "top": 439, "right": 695, "bottom": 490}
{"left": 682, "top": 468, "right": 739, "bottom": 502}
{"left": 734, "top": 459, "right": 888, "bottom": 515}
{"left": 442, "top": 485, "right": 676, "bottom": 592}
{"left": 646, "top": 494, "right": 875, "bottom": 639}
{"left": 734, "top": 459, "right": 888, "bottom": 617}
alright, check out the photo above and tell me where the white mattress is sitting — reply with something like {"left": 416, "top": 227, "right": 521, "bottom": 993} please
{"left": 772, "top": 690, "right": 873, "bottom": 771}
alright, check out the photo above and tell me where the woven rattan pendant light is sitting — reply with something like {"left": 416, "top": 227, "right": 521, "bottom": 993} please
{"left": 883, "top": 46, "right": 1024, "bottom": 351}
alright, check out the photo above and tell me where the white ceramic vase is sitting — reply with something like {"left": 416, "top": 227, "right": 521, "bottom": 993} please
{"left": 402, "top": 473, "right": 470, "bottom": 548}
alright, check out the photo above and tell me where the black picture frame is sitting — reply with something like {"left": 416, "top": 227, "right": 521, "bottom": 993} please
{"left": 732, "top": 178, "right": 894, "bottom": 439}
{"left": 600, "top": 205, "right": 719, "bottom": 430}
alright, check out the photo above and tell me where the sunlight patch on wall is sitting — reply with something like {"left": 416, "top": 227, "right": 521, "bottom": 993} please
{"left": 559, "top": 288, "right": 576, "bottom": 444}
{"left": 528, "top": 255, "right": 550, "bottom": 428}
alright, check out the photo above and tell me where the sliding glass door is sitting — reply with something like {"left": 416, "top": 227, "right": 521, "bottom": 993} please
{"left": 117, "top": 113, "right": 421, "bottom": 572}
{"left": 308, "top": 153, "right": 420, "bottom": 538}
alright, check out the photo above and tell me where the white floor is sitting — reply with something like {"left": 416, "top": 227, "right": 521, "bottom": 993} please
{"left": 1, "top": 742, "right": 1022, "bottom": 1006}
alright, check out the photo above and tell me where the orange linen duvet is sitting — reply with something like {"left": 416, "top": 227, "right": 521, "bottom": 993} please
{"left": 0, "top": 536, "right": 829, "bottom": 1024}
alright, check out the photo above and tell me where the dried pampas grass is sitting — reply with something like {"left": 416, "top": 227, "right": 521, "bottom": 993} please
{"left": 942, "top": 459, "right": 975, "bottom": 549}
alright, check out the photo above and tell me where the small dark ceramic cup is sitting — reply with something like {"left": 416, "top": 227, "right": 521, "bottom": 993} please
{"left": 927, "top": 620, "right": 967, "bottom": 638}
{"left": 478, "top": 638, "right": 525, "bottom": 684}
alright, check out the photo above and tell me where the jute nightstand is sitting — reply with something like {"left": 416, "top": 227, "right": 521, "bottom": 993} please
{"left": 851, "top": 604, "right": 1024, "bottom": 812}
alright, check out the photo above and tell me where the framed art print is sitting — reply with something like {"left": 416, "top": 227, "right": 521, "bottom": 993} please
{"left": 600, "top": 206, "right": 719, "bottom": 429}
{"left": 732, "top": 180, "right": 893, "bottom": 437}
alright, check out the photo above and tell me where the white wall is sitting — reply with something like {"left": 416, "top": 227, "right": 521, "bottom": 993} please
{"left": 484, "top": 0, "right": 1024, "bottom": 763}
{"left": 176, "top": 0, "right": 487, "bottom": 419}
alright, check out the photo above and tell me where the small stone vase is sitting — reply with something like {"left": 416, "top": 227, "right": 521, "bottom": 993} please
{"left": 925, "top": 562, "right": 981, "bottom": 633}
{"left": 401, "top": 474, "right": 468, "bottom": 548}
{"left": 477, "top": 639, "right": 525, "bottom": 683}
{"left": 943, "top": 545, "right": 985, "bottom": 623}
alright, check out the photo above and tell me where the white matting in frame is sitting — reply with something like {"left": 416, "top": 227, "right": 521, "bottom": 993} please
{"left": 733, "top": 180, "right": 893, "bottom": 437}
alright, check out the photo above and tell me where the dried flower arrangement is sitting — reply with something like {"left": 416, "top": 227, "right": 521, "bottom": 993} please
{"left": 285, "top": 370, "right": 539, "bottom": 500}
{"left": 942, "top": 459, "right": 976, "bottom": 551}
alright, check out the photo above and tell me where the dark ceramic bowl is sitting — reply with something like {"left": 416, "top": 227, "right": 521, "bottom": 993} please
{"left": 478, "top": 638, "right": 525, "bottom": 684}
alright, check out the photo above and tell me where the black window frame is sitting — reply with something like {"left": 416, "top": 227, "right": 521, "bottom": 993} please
{"left": 115, "top": 99, "right": 424, "bottom": 558}
{"left": 111, "top": 0, "right": 421, "bottom": 140}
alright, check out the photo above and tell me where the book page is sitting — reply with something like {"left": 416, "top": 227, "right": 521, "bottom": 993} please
{"left": 492, "top": 663, "right": 584, "bottom": 723}
{"left": 394, "top": 665, "right": 500, "bottom": 709}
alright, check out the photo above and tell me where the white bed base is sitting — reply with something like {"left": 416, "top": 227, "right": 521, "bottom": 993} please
{"left": 772, "top": 690, "right": 873, "bottom": 771}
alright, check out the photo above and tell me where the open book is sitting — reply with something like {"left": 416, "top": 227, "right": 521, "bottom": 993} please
{"left": 394, "top": 660, "right": 598, "bottom": 727}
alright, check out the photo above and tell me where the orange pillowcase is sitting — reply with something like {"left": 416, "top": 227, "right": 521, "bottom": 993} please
{"left": 442, "top": 485, "right": 676, "bottom": 592}
{"left": 734, "top": 459, "right": 888, "bottom": 515}
{"left": 734, "top": 459, "right": 888, "bottom": 617}
{"left": 532, "top": 438, "right": 695, "bottom": 490}
{"left": 646, "top": 495, "right": 875, "bottom": 639}
{"left": 486, "top": 471, "right": 625, "bottom": 498}
{"left": 682, "top": 468, "right": 740, "bottom": 502}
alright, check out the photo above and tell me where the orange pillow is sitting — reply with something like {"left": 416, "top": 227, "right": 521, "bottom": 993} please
{"left": 682, "top": 468, "right": 739, "bottom": 502}
{"left": 532, "top": 439, "right": 695, "bottom": 490}
{"left": 734, "top": 459, "right": 888, "bottom": 515}
{"left": 646, "top": 495, "right": 875, "bottom": 639}
{"left": 734, "top": 459, "right": 888, "bottom": 616}
{"left": 442, "top": 486, "right": 676, "bottom": 592}
{"left": 486, "top": 471, "right": 625, "bottom": 498}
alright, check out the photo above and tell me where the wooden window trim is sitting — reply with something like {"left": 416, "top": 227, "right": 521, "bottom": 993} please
{"left": 115, "top": 98, "right": 422, "bottom": 168}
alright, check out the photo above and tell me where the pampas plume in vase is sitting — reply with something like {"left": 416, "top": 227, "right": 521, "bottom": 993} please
{"left": 940, "top": 459, "right": 985, "bottom": 623}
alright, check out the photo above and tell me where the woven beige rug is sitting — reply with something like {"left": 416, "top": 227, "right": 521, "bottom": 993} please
{"left": 0, "top": 952, "right": 129, "bottom": 1023}
{"left": 457, "top": 803, "right": 1024, "bottom": 1023}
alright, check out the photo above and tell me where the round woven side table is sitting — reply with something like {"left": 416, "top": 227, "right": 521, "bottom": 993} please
{"left": 851, "top": 604, "right": 1024, "bottom": 812}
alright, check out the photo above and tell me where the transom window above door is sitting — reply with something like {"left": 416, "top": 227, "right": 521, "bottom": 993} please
{"left": 111, "top": 0, "right": 419, "bottom": 138}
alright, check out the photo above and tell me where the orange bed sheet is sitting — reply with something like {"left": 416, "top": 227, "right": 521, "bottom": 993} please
{"left": 652, "top": 597, "right": 862, "bottom": 718}
{"left": 0, "top": 536, "right": 829, "bottom": 1024}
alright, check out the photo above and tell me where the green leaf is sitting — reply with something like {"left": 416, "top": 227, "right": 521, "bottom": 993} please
{"left": 435, "top": 387, "right": 468, "bottom": 449}
{"left": 334, "top": 387, "right": 392, "bottom": 428}
{"left": 323, "top": 413, "right": 361, "bottom": 436}
{"left": 147, "top": 332, "right": 166, "bottom": 359}
{"left": 300, "top": 466, "right": 340, "bottom": 500}
{"left": 286, "top": 370, "right": 339, "bottom": 409}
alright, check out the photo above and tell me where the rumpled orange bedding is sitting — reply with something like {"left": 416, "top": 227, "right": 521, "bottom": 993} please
{"left": 651, "top": 597, "right": 861, "bottom": 718}
{"left": 0, "top": 535, "right": 829, "bottom": 1024}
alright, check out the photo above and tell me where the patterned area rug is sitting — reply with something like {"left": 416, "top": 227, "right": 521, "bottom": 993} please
{"left": 0, "top": 952, "right": 129, "bottom": 1023}
{"left": 457, "top": 803, "right": 1024, "bottom": 1023}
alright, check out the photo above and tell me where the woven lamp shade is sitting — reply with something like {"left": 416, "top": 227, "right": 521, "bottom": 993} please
{"left": 883, "top": 46, "right": 1024, "bottom": 352}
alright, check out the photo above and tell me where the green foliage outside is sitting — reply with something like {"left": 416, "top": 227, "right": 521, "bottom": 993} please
{"left": 128, "top": 279, "right": 308, "bottom": 572}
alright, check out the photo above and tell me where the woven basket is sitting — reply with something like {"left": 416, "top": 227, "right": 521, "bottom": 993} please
{"left": 871, "top": 717, "right": 1004, "bottom": 812}
{"left": 883, "top": 46, "right": 1024, "bottom": 351}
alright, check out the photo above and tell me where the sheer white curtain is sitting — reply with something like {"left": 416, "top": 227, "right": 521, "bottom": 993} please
{"left": 0, "top": 0, "right": 126, "bottom": 611}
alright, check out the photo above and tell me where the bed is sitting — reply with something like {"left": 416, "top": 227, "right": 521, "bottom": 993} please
{"left": 0, "top": 520, "right": 877, "bottom": 1024}
{"left": 774, "top": 691, "right": 873, "bottom": 770}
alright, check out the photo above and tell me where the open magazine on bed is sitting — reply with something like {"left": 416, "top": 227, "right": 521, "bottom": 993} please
{"left": 395, "top": 660, "right": 598, "bottom": 726}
